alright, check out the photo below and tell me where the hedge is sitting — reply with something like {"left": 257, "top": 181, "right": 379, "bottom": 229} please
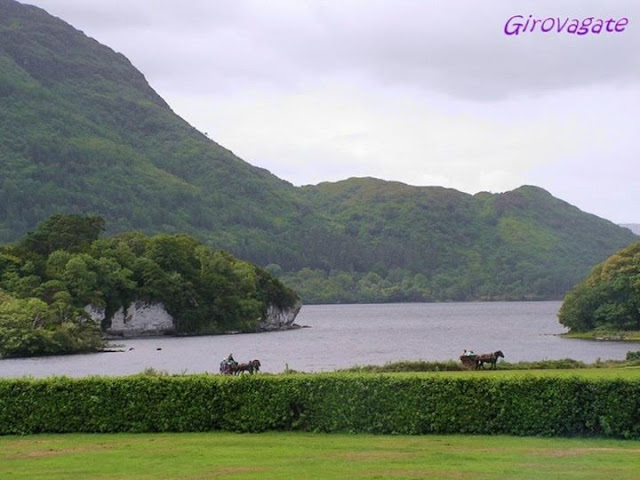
{"left": 1, "top": 374, "right": 639, "bottom": 438}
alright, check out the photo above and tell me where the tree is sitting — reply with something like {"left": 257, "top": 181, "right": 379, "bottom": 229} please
{"left": 559, "top": 242, "right": 640, "bottom": 332}
{"left": 18, "top": 214, "right": 105, "bottom": 257}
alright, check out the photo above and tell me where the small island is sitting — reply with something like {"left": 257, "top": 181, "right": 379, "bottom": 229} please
{"left": 0, "top": 214, "right": 300, "bottom": 358}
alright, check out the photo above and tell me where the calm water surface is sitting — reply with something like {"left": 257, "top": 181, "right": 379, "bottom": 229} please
{"left": 0, "top": 301, "right": 636, "bottom": 378}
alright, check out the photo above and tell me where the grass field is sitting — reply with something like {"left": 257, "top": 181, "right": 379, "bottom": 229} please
{"left": 1, "top": 432, "right": 640, "bottom": 479}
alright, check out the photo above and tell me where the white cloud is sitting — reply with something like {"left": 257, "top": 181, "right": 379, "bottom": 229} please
{"left": 170, "top": 82, "right": 617, "bottom": 194}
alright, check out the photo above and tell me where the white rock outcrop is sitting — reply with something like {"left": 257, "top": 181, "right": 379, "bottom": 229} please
{"left": 87, "top": 301, "right": 175, "bottom": 337}
{"left": 87, "top": 299, "right": 302, "bottom": 337}
{"left": 256, "top": 300, "right": 302, "bottom": 332}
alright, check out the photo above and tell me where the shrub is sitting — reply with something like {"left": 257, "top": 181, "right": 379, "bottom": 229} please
{"left": 626, "top": 351, "right": 640, "bottom": 362}
{"left": 1, "top": 374, "right": 639, "bottom": 438}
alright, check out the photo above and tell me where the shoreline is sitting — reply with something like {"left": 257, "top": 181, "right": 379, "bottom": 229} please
{"left": 561, "top": 331, "right": 640, "bottom": 342}
{"left": 103, "top": 323, "right": 311, "bottom": 342}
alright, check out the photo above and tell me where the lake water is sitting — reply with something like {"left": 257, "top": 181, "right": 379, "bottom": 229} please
{"left": 1, "top": 301, "right": 637, "bottom": 378}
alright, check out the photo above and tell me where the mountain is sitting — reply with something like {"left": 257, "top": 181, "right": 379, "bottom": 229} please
{"left": 290, "top": 180, "right": 637, "bottom": 301}
{"left": 0, "top": 0, "right": 317, "bottom": 270}
{"left": 0, "top": 0, "right": 637, "bottom": 302}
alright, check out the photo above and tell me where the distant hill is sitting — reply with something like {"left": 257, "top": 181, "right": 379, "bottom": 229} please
{"left": 620, "top": 224, "right": 640, "bottom": 235}
{"left": 0, "top": 0, "right": 637, "bottom": 302}
{"left": 291, "top": 180, "right": 636, "bottom": 301}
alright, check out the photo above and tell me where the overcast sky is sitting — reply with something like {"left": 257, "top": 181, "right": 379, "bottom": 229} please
{"left": 25, "top": 0, "right": 640, "bottom": 224}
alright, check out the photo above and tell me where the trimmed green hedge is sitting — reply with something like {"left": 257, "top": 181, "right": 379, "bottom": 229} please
{"left": 1, "top": 374, "right": 639, "bottom": 438}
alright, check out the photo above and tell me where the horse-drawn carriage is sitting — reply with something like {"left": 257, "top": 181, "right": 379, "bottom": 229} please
{"left": 459, "top": 350, "right": 504, "bottom": 370}
{"left": 220, "top": 358, "right": 261, "bottom": 375}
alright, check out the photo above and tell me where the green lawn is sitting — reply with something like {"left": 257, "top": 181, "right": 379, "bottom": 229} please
{"left": 1, "top": 432, "right": 639, "bottom": 480}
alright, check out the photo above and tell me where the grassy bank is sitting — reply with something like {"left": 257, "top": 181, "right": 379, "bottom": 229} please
{"left": 562, "top": 331, "right": 640, "bottom": 341}
{"left": 362, "top": 368, "right": 640, "bottom": 380}
{"left": 2, "top": 432, "right": 640, "bottom": 480}
{"left": 340, "top": 357, "right": 640, "bottom": 373}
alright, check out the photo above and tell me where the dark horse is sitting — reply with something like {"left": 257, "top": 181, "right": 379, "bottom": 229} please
{"left": 233, "top": 359, "right": 261, "bottom": 375}
{"left": 475, "top": 350, "right": 504, "bottom": 370}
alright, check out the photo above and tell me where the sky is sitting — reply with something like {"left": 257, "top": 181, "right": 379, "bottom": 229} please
{"left": 24, "top": 0, "right": 640, "bottom": 225}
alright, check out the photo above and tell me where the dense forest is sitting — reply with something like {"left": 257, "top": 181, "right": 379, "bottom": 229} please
{"left": 559, "top": 241, "right": 640, "bottom": 333}
{"left": 0, "top": 0, "right": 637, "bottom": 304}
{"left": 288, "top": 180, "right": 637, "bottom": 302}
{"left": 0, "top": 215, "right": 299, "bottom": 358}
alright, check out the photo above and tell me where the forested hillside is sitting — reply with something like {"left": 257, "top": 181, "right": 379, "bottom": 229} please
{"left": 286, "top": 180, "right": 637, "bottom": 302}
{"left": 0, "top": 0, "right": 636, "bottom": 303}
{"left": 0, "top": 0, "right": 319, "bottom": 270}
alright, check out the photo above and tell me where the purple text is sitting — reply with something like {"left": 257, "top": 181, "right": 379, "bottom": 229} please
{"left": 505, "top": 15, "right": 629, "bottom": 35}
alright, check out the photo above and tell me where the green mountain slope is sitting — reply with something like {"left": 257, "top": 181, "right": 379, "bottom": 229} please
{"left": 292, "top": 180, "right": 637, "bottom": 301}
{"left": 0, "top": 0, "right": 636, "bottom": 302}
{"left": 0, "top": 0, "right": 316, "bottom": 270}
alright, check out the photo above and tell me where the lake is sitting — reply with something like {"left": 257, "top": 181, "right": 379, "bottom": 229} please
{"left": 1, "top": 301, "right": 637, "bottom": 378}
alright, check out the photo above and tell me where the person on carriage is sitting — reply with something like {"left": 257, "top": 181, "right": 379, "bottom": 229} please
{"left": 219, "top": 353, "right": 238, "bottom": 374}
{"left": 463, "top": 349, "right": 475, "bottom": 357}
